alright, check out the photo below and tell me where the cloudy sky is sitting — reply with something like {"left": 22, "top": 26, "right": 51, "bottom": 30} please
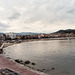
{"left": 0, "top": 0, "right": 75, "bottom": 33}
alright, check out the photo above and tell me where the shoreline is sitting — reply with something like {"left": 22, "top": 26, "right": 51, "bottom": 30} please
{"left": 1, "top": 37, "right": 75, "bottom": 75}
{"left": 0, "top": 39, "right": 51, "bottom": 75}
{"left": 0, "top": 55, "right": 48, "bottom": 75}
{"left": 3, "top": 37, "right": 75, "bottom": 48}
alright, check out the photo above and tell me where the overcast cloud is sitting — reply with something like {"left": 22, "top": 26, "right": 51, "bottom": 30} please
{"left": 0, "top": 0, "right": 75, "bottom": 33}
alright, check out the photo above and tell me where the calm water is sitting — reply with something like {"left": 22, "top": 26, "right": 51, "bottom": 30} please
{"left": 3, "top": 40, "right": 75, "bottom": 75}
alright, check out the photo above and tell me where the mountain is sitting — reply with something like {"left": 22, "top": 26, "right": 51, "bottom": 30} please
{"left": 0, "top": 33, "right": 4, "bottom": 35}
{"left": 15, "top": 32, "right": 44, "bottom": 35}
{"left": 55, "top": 29, "right": 75, "bottom": 34}
{"left": 0, "top": 32, "right": 45, "bottom": 36}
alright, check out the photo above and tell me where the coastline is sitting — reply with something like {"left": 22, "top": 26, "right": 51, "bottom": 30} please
{"left": 0, "top": 55, "right": 48, "bottom": 75}
{"left": 3, "top": 37, "right": 75, "bottom": 48}
{"left": 2, "top": 37, "right": 75, "bottom": 49}
{"left": 1, "top": 37, "right": 75, "bottom": 75}
{"left": 0, "top": 39, "right": 50, "bottom": 75}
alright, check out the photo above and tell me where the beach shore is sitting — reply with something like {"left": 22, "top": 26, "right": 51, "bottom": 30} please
{"left": 3, "top": 37, "right": 75, "bottom": 48}
{"left": 0, "top": 55, "right": 47, "bottom": 75}
{"left": 0, "top": 39, "right": 50, "bottom": 75}
{"left": 1, "top": 37, "right": 75, "bottom": 75}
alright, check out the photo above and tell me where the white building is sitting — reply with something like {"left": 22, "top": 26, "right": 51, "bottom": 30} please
{"left": 6, "top": 32, "right": 17, "bottom": 39}
{"left": 0, "top": 35, "right": 5, "bottom": 40}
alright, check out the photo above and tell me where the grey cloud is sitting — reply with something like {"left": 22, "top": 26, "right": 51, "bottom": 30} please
{"left": 0, "top": 22, "right": 9, "bottom": 32}
{"left": 22, "top": 0, "right": 74, "bottom": 24}
{"left": 0, "top": 0, "right": 75, "bottom": 32}
{"left": 0, "top": 28, "right": 7, "bottom": 32}
{"left": 0, "top": 22, "right": 8, "bottom": 27}
{"left": 67, "top": 8, "right": 75, "bottom": 14}
{"left": 8, "top": 12, "right": 21, "bottom": 20}
{"left": 4, "top": 0, "right": 73, "bottom": 23}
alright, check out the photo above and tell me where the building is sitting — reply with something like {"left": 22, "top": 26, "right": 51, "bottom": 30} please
{"left": 0, "top": 35, "right": 5, "bottom": 40}
{"left": 5, "top": 32, "right": 17, "bottom": 39}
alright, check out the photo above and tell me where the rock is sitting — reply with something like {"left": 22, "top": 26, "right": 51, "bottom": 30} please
{"left": 51, "top": 67, "right": 55, "bottom": 70}
{"left": 31, "top": 67, "right": 35, "bottom": 69}
{"left": 37, "top": 69, "right": 43, "bottom": 72}
{"left": 19, "top": 60, "right": 24, "bottom": 64}
{"left": 24, "top": 63, "right": 26, "bottom": 66}
{"left": 40, "top": 70, "right": 43, "bottom": 72}
{"left": 37, "top": 69, "right": 40, "bottom": 71}
{"left": 15, "top": 59, "right": 23, "bottom": 64}
{"left": 24, "top": 60, "right": 30, "bottom": 64}
{"left": 42, "top": 69, "right": 45, "bottom": 70}
{"left": 7, "top": 57, "right": 11, "bottom": 59}
{"left": 3, "top": 52, "right": 5, "bottom": 54}
{"left": 27, "top": 66, "right": 31, "bottom": 68}
{"left": 15, "top": 59, "right": 20, "bottom": 63}
{"left": 31, "top": 62, "right": 35, "bottom": 65}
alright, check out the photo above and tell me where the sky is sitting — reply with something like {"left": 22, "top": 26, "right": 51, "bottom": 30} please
{"left": 0, "top": 0, "right": 75, "bottom": 33}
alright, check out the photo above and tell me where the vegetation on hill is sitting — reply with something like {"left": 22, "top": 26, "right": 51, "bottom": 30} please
{"left": 55, "top": 29, "right": 75, "bottom": 34}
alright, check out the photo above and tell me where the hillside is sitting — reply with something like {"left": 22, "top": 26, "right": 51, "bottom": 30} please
{"left": 0, "top": 32, "right": 44, "bottom": 36}
{"left": 15, "top": 32, "right": 44, "bottom": 35}
{"left": 55, "top": 29, "right": 75, "bottom": 34}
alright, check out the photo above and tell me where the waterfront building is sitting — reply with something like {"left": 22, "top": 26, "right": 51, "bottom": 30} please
{"left": 0, "top": 35, "right": 5, "bottom": 40}
{"left": 5, "top": 32, "right": 17, "bottom": 39}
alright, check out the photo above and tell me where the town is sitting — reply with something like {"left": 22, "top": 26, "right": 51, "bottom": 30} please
{"left": 0, "top": 29, "right": 75, "bottom": 75}
{"left": 0, "top": 29, "right": 75, "bottom": 46}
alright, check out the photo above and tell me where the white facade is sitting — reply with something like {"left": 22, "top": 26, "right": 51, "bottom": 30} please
{"left": 6, "top": 32, "right": 17, "bottom": 39}
{"left": 0, "top": 35, "right": 5, "bottom": 40}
